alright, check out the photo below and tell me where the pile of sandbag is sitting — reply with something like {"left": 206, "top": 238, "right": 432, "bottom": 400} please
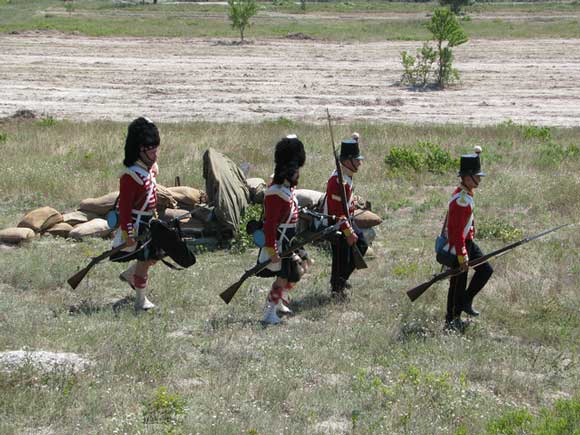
{"left": 0, "top": 184, "right": 209, "bottom": 245}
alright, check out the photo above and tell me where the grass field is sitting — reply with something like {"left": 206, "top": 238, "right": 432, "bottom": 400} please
{"left": 0, "top": 117, "right": 578, "bottom": 434}
{"left": 2, "top": 0, "right": 580, "bottom": 40}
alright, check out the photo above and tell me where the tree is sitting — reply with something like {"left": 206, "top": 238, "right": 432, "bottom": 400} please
{"left": 228, "top": 0, "right": 258, "bottom": 43}
{"left": 427, "top": 7, "right": 468, "bottom": 88}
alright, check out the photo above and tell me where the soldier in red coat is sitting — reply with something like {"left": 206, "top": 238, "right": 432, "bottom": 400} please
{"left": 323, "top": 135, "right": 368, "bottom": 299}
{"left": 259, "top": 135, "right": 306, "bottom": 325}
{"left": 441, "top": 153, "right": 493, "bottom": 331}
{"left": 110, "top": 117, "right": 164, "bottom": 311}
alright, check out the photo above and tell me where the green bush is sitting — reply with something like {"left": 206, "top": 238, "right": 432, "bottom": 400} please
{"left": 536, "top": 142, "right": 580, "bottom": 167}
{"left": 523, "top": 125, "right": 552, "bottom": 141}
{"left": 0, "top": 132, "right": 7, "bottom": 143}
{"left": 485, "top": 395, "right": 580, "bottom": 435}
{"left": 228, "top": 0, "right": 258, "bottom": 42}
{"left": 37, "top": 116, "right": 57, "bottom": 127}
{"left": 385, "top": 141, "right": 457, "bottom": 174}
{"left": 400, "top": 43, "right": 436, "bottom": 88}
{"left": 486, "top": 409, "right": 534, "bottom": 435}
{"left": 230, "top": 203, "right": 263, "bottom": 253}
{"left": 142, "top": 387, "right": 187, "bottom": 424}
{"left": 428, "top": 7, "right": 468, "bottom": 88}
{"left": 477, "top": 219, "right": 523, "bottom": 242}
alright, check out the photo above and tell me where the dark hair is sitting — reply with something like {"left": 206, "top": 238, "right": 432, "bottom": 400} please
{"left": 123, "top": 117, "right": 160, "bottom": 167}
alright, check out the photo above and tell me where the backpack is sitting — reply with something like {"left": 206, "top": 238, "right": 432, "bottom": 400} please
{"left": 435, "top": 212, "right": 456, "bottom": 268}
{"left": 149, "top": 219, "right": 196, "bottom": 268}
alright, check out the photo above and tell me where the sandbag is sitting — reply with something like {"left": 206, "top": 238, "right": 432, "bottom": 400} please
{"left": 68, "top": 219, "right": 113, "bottom": 240}
{"left": 295, "top": 189, "right": 325, "bottom": 210}
{"left": 161, "top": 208, "right": 191, "bottom": 223}
{"left": 156, "top": 184, "right": 178, "bottom": 209}
{"left": 79, "top": 192, "right": 118, "bottom": 216}
{"left": 0, "top": 227, "right": 36, "bottom": 244}
{"left": 166, "top": 186, "right": 206, "bottom": 207}
{"left": 203, "top": 148, "right": 249, "bottom": 234}
{"left": 62, "top": 210, "right": 97, "bottom": 226}
{"left": 46, "top": 222, "right": 74, "bottom": 238}
{"left": 353, "top": 210, "right": 382, "bottom": 229}
{"left": 246, "top": 177, "right": 266, "bottom": 204}
{"left": 18, "top": 206, "right": 63, "bottom": 233}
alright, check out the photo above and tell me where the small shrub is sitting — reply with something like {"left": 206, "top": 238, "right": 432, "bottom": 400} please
{"left": 477, "top": 219, "right": 523, "bottom": 242}
{"left": 230, "top": 203, "right": 263, "bottom": 253}
{"left": 266, "top": 116, "right": 296, "bottom": 128}
{"left": 228, "top": 0, "right": 258, "bottom": 42}
{"left": 428, "top": 8, "right": 468, "bottom": 88}
{"left": 385, "top": 141, "right": 457, "bottom": 174}
{"left": 523, "top": 125, "right": 552, "bottom": 141}
{"left": 142, "top": 387, "right": 187, "bottom": 424}
{"left": 421, "top": 141, "right": 456, "bottom": 173}
{"left": 0, "top": 132, "right": 7, "bottom": 143}
{"left": 400, "top": 43, "right": 436, "bottom": 88}
{"left": 486, "top": 409, "right": 533, "bottom": 435}
{"left": 536, "top": 142, "right": 580, "bottom": 167}
{"left": 385, "top": 147, "right": 423, "bottom": 171}
{"left": 37, "top": 116, "right": 57, "bottom": 127}
{"left": 485, "top": 395, "right": 580, "bottom": 435}
{"left": 392, "top": 261, "right": 419, "bottom": 277}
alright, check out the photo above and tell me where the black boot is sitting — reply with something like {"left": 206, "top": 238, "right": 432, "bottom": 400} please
{"left": 331, "top": 281, "right": 349, "bottom": 302}
{"left": 462, "top": 303, "right": 480, "bottom": 317}
{"left": 444, "top": 318, "right": 468, "bottom": 334}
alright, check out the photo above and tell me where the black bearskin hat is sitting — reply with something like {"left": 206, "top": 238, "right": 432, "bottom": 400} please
{"left": 273, "top": 135, "right": 306, "bottom": 184}
{"left": 123, "top": 117, "right": 160, "bottom": 167}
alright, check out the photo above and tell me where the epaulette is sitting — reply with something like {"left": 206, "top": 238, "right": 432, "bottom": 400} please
{"left": 456, "top": 191, "right": 473, "bottom": 208}
{"left": 265, "top": 184, "right": 292, "bottom": 202}
{"left": 120, "top": 168, "right": 144, "bottom": 186}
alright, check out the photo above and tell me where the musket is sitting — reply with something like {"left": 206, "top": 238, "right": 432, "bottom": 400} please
{"left": 67, "top": 210, "right": 195, "bottom": 290}
{"left": 219, "top": 219, "right": 345, "bottom": 304}
{"left": 406, "top": 223, "right": 571, "bottom": 302}
{"left": 325, "top": 109, "right": 367, "bottom": 270}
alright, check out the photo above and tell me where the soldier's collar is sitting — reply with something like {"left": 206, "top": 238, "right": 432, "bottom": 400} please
{"left": 459, "top": 183, "right": 474, "bottom": 196}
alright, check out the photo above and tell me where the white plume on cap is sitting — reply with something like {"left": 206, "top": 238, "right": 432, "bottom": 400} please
{"left": 474, "top": 145, "right": 482, "bottom": 154}
{"left": 286, "top": 134, "right": 298, "bottom": 139}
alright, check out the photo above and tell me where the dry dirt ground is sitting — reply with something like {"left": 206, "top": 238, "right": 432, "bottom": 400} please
{"left": 1, "top": 32, "right": 580, "bottom": 126}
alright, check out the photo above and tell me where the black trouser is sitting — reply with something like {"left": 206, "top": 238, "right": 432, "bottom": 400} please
{"left": 330, "top": 230, "right": 368, "bottom": 292}
{"left": 446, "top": 240, "right": 493, "bottom": 322}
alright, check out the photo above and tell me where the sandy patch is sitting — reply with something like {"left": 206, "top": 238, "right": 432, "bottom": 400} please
{"left": 0, "top": 350, "right": 93, "bottom": 373}
{"left": 1, "top": 34, "right": 579, "bottom": 126}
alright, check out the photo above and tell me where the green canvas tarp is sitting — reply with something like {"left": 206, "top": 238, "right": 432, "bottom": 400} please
{"left": 203, "top": 148, "right": 250, "bottom": 235}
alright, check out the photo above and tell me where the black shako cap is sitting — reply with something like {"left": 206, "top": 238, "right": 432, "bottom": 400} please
{"left": 458, "top": 154, "right": 485, "bottom": 177}
{"left": 339, "top": 139, "right": 364, "bottom": 161}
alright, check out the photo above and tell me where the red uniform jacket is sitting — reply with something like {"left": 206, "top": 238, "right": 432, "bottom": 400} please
{"left": 445, "top": 186, "right": 475, "bottom": 258}
{"left": 324, "top": 170, "right": 354, "bottom": 235}
{"left": 118, "top": 161, "right": 158, "bottom": 236}
{"left": 263, "top": 184, "right": 298, "bottom": 255}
